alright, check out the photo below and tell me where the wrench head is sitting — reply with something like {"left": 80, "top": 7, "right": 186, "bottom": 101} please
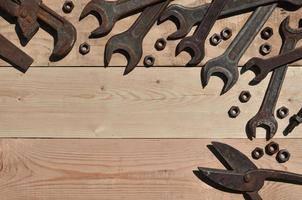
{"left": 201, "top": 55, "right": 239, "bottom": 95}
{"left": 105, "top": 33, "right": 142, "bottom": 75}
{"left": 80, "top": 0, "right": 117, "bottom": 38}
{"left": 280, "top": 16, "right": 302, "bottom": 42}
{"left": 246, "top": 112, "right": 278, "bottom": 140}
{"left": 242, "top": 57, "right": 269, "bottom": 85}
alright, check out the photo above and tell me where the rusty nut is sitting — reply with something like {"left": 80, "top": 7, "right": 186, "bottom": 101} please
{"left": 221, "top": 27, "right": 232, "bottom": 40}
{"left": 259, "top": 43, "right": 272, "bottom": 56}
{"left": 79, "top": 42, "right": 90, "bottom": 55}
{"left": 144, "top": 55, "right": 155, "bottom": 67}
{"left": 155, "top": 38, "right": 167, "bottom": 51}
{"left": 265, "top": 141, "right": 279, "bottom": 156}
{"left": 261, "top": 27, "right": 274, "bottom": 40}
{"left": 276, "top": 149, "right": 291, "bottom": 163}
{"left": 210, "top": 33, "right": 222, "bottom": 46}
{"left": 63, "top": 0, "right": 74, "bottom": 13}
{"left": 252, "top": 148, "right": 264, "bottom": 160}
{"left": 277, "top": 106, "right": 289, "bottom": 119}
{"left": 228, "top": 106, "right": 240, "bottom": 118}
{"left": 239, "top": 91, "right": 251, "bottom": 103}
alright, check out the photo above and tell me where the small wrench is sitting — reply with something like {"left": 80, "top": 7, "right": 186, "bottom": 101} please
{"left": 201, "top": 4, "right": 276, "bottom": 95}
{"left": 104, "top": 1, "right": 171, "bottom": 75}
{"left": 176, "top": 0, "right": 229, "bottom": 67}
{"left": 158, "top": 0, "right": 302, "bottom": 40}
{"left": 245, "top": 17, "right": 302, "bottom": 140}
{"left": 80, "top": 0, "right": 167, "bottom": 38}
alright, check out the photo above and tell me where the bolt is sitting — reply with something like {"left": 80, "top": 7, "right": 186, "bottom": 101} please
{"left": 221, "top": 27, "right": 232, "bottom": 40}
{"left": 276, "top": 149, "right": 291, "bottom": 163}
{"left": 260, "top": 43, "right": 272, "bottom": 56}
{"left": 63, "top": 0, "right": 74, "bottom": 14}
{"left": 261, "top": 27, "right": 274, "bottom": 40}
{"left": 277, "top": 106, "right": 289, "bottom": 119}
{"left": 265, "top": 142, "right": 279, "bottom": 156}
{"left": 155, "top": 38, "right": 167, "bottom": 51}
{"left": 228, "top": 106, "right": 240, "bottom": 118}
{"left": 252, "top": 147, "right": 264, "bottom": 160}
{"left": 144, "top": 55, "right": 155, "bottom": 67}
{"left": 239, "top": 91, "right": 251, "bottom": 103}
{"left": 210, "top": 33, "right": 222, "bottom": 46}
{"left": 79, "top": 42, "right": 90, "bottom": 55}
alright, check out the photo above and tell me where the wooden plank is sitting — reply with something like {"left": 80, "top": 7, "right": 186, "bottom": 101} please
{"left": 0, "top": 138, "right": 301, "bottom": 200}
{"left": 0, "top": 67, "right": 300, "bottom": 138}
{"left": 0, "top": 0, "right": 301, "bottom": 67}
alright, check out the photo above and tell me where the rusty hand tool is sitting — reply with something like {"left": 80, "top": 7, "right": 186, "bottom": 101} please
{"left": 0, "top": 0, "right": 76, "bottom": 61}
{"left": 80, "top": 0, "right": 168, "bottom": 38}
{"left": 104, "top": 0, "right": 171, "bottom": 75}
{"left": 196, "top": 142, "right": 302, "bottom": 200}
{"left": 176, "top": 0, "right": 230, "bottom": 67}
{"left": 201, "top": 4, "right": 276, "bottom": 95}
{"left": 244, "top": 17, "right": 302, "bottom": 140}
{"left": 158, "top": 0, "right": 302, "bottom": 40}
{"left": 284, "top": 107, "right": 302, "bottom": 136}
{"left": 0, "top": 34, "right": 33, "bottom": 73}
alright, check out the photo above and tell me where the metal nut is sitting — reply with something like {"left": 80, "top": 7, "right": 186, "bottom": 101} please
{"left": 239, "top": 91, "right": 251, "bottom": 103}
{"left": 252, "top": 148, "right": 264, "bottom": 160}
{"left": 221, "top": 27, "right": 232, "bottom": 40}
{"left": 265, "top": 142, "right": 279, "bottom": 156}
{"left": 210, "top": 33, "right": 222, "bottom": 46}
{"left": 277, "top": 106, "right": 289, "bottom": 119}
{"left": 276, "top": 149, "right": 291, "bottom": 163}
{"left": 155, "top": 38, "right": 167, "bottom": 51}
{"left": 261, "top": 27, "right": 273, "bottom": 40}
{"left": 63, "top": 0, "right": 74, "bottom": 13}
{"left": 259, "top": 43, "right": 272, "bottom": 56}
{"left": 144, "top": 55, "right": 155, "bottom": 67}
{"left": 228, "top": 106, "right": 240, "bottom": 118}
{"left": 79, "top": 42, "right": 90, "bottom": 55}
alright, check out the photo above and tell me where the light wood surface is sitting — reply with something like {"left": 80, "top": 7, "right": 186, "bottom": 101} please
{"left": 0, "top": 139, "right": 301, "bottom": 200}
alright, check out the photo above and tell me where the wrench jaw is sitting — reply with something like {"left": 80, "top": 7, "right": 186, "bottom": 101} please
{"left": 280, "top": 16, "right": 302, "bottom": 43}
{"left": 176, "top": 37, "right": 204, "bottom": 67}
{"left": 242, "top": 58, "right": 269, "bottom": 85}
{"left": 80, "top": 0, "right": 117, "bottom": 38}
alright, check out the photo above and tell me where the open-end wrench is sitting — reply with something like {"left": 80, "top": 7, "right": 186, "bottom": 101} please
{"left": 104, "top": 0, "right": 171, "bottom": 75}
{"left": 175, "top": 0, "right": 230, "bottom": 67}
{"left": 201, "top": 4, "right": 276, "bottom": 95}
{"left": 80, "top": 0, "right": 168, "bottom": 38}
{"left": 158, "top": 0, "right": 302, "bottom": 40}
{"left": 245, "top": 17, "right": 302, "bottom": 140}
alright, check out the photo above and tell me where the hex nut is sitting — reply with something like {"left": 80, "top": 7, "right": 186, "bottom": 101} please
{"left": 277, "top": 106, "right": 289, "bottom": 119}
{"left": 228, "top": 106, "right": 240, "bottom": 118}
{"left": 239, "top": 91, "right": 251, "bottom": 103}
{"left": 144, "top": 55, "right": 155, "bottom": 67}
{"left": 276, "top": 149, "right": 291, "bottom": 163}
{"left": 261, "top": 27, "right": 274, "bottom": 40}
{"left": 252, "top": 148, "right": 264, "bottom": 160}
{"left": 221, "top": 27, "right": 232, "bottom": 40}
{"left": 79, "top": 42, "right": 90, "bottom": 55}
{"left": 155, "top": 38, "right": 167, "bottom": 51}
{"left": 265, "top": 142, "right": 279, "bottom": 156}
{"left": 63, "top": 0, "right": 74, "bottom": 13}
{"left": 210, "top": 33, "right": 222, "bottom": 46}
{"left": 260, "top": 43, "right": 272, "bottom": 56}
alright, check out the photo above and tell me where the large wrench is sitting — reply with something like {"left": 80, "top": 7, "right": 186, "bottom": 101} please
{"left": 104, "top": 1, "right": 171, "bottom": 75}
{"left": 176, "top": 0, "right": 230, "bottom": 67}
{"left": 80, "top": 0, "right": 168, "bottom": 38}
{"left": 158, "top": 0, "right": 302, "bottom": 40}
{"left": 245, "top": 17, "right": 302, "bottom": 140}
{"left": 201, "top": 4, "right": 276, "bottom": 95}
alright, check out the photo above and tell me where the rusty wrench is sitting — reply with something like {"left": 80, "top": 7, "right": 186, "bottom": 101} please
{"left": 104, "top": 1, "right": 171, "bottom": 75}
{"left": 159, "top": 0, "right": 302, "bottom": 40}
{"left": 201, "top": 4, "right": 276, "bottom": 95}
{"left": 176, "top": 0, "right": 230, "bottom": 67}
{"left": 80, "top": 0, "right": 168, "bottom": 38}
{"left": 245, "top": 17, "right": 302, "bottom": 140}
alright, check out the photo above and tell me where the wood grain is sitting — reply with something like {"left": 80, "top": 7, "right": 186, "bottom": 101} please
{"left": 0, "top": 139, "right": 301, "bottom": 200}
{"left": 0, "top": 0, "right": 301, "bottom": 67}
{"left": 0, "top": 67, "right": 300, "bottom": 138}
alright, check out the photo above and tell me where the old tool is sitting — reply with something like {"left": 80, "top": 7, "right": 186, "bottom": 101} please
{"left": 79, "top": 42, "right": 90, "bottom": 55}
{"left": 80, "top": 0, "right": 168, "bottom": 38}
{"left": 239, "top": 91, "right": 251, "bottom": 103}
{"left": 252, "top": 147, "right": 264, "bottom": 160}
{"left": 210, "top": 33, "right": 222, "bottom": 46}
{"left": 259, "top": 43, "right": 272, "bottom": 56}
{"left": 244, "top": 17, "right": 302, "bottom": 140}
{"left": 144, "top": 55, "right": 155, "bottom": 67}
{"left": 202, "top": 4, "right": 276, "bottom": 95}
{"left": 284, "top": 107, "right": 302, "bottom": 136}
{"left": 0, "top": 34, "right": 33, "bottom": 73}
{"left": 0, "top": 0, "right": 76, "bottom": 61}
{"left": 196, "top": 142, "right": 302, "bottom": 200}
{"left": 276, "top": 149, "right": 291, "bottom": 163}
{"left": 265, "top": 141, "right": 279, "bottom": 155}
{"left": 261, "top": 27, "right": 274, "bottom": 40}
{"left": 154, "top": 38, "right": 167, "bottom": 51}
{"left": 105, "top": 1, "right": 171, "bottom": 75}
{"left": 176, "top": 0, "right": 229, "bottom": 67}
{"left": 228, "top": 106, "right": 240, "bottom": 118}
{"left": 63, "top": 0, "right": 74, "bottom": 14}
{"left": 277, "top": 106, "right": 289, "bottom": 119}
{"left": 221, "top": 27, "right": 232, "bottom": 40}
{"left": 158, "top": 0, "right": 302, "bottom": 40}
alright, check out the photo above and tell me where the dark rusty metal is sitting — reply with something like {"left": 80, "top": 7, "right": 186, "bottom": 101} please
{"left": 252, "top": 147, "right": 264, "bottom": 160}
{"left": 228, "top": 106, "right": 240, "bottom": 118}
{"left": 0, "top": 34, "right": 33, "bottom": 73}
{"left": 158, "top": 0, "right": 302, "bottom": 40}
{"left": 104, "top": 0, "right": 171, "bottom": 75}
{"left": 144, "top": 55, "right": 155, "bottom": 67}
{"left": 0, "top": 0, "right": 76, "bottom": 61}
{"left": 80, "top": 0, "right": 169, "bottom": 38}
{"left": 277, "top": 106, "right": 289, "bottom": 119}
{"left": 210, "top": 33, "right": 222, "bottom": 46}
{"left": 259, "top": 43, "right": 272, "bottom": 55}
{"left": 243, "top": 17, "right": 302, "bottom": 140}
{"left": 239, "top": 91, "right": 251, "bottom": 103}
{"left": 284, "top": 107, "right": 302, "bottom": 136}
{"left": 196, "top": 142, "right": 302, "bottom": 200}
{"left": 265, "top": 141, "right": 279, "bottom": 155}
{"left": 221, "top": 27, "right": 232, "bottom": 40}
{"left": 201, "top": 5, "right": 275, "bottom": 95}
{"left": 63, "top": 0, "right": 74, "bottom": 13}
{"left": 176, "top": 0, "right": 229, "bottom": 67}
{"left": 155, "top": 38, "right": 167, "bottom": 51}
{"left": 277, "top": 149, "right": 291, "bottom": 163}
{"left": 261, "top": 27, "right": 274, "bottom": 40}
{"left": 79, "top": 42, "right": 90, "bottom": 55}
